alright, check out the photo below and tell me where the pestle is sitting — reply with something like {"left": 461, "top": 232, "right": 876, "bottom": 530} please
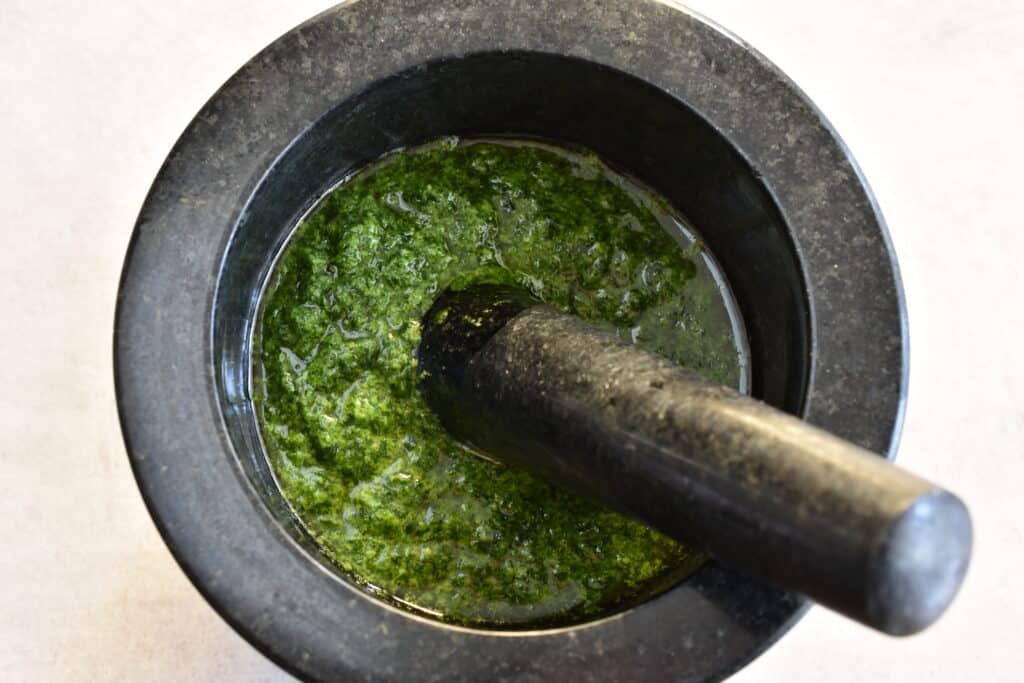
{"left": 417, "top": 283, "right": 971, "bottom": 636}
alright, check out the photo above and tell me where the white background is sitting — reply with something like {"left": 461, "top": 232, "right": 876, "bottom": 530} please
{"left": 2, "top": 0, "right": 1021, "bottom": 680}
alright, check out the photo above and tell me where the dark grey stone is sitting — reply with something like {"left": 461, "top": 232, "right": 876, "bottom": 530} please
{"left": 419, "top": 284, "right": 965, "bottom": 636}
{"left": 114, "top": 1, "right": 908, "bottom": 681}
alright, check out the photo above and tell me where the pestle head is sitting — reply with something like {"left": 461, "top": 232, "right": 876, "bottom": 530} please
{"left": 868, "top": 490, "right": 972, "bottom": 635}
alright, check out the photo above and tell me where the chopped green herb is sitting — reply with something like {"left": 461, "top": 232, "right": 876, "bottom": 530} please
{"left": 255, "top": 139, "right": 745, "bottom": 627}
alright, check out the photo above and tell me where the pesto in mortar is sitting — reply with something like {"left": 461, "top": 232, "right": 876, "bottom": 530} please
{"left": 255, "top": 139, "right": 746, "bottom": 627}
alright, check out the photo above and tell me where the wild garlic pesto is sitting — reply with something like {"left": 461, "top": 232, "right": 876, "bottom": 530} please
{"left": 255, "top": 139, "right": 747, "bottom": 627}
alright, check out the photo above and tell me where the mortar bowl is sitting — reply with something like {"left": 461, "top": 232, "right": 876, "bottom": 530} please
{"left": 115, "top": 2, "right": 907, "bottom": 681}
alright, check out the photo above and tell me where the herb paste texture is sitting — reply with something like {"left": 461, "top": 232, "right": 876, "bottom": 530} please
{"left": 255, "top": 140, "right": 743, "bottom": 627}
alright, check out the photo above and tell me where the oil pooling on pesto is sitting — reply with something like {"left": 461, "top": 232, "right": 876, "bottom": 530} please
{"left": 254, "top": 139, "right": 748, "bottom": 627}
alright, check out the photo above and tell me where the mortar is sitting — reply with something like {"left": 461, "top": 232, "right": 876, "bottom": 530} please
{"left": 115, "top": 1, "right": 908, "bottom": 680}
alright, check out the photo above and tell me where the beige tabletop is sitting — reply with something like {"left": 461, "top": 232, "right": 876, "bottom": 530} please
{"left": 3, "top": 1, "right": 1022, "bottom": 680}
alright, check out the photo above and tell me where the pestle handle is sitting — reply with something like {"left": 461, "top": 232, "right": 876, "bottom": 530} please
{"left": 418, "top": 284, "right": 971, "bottom": 636}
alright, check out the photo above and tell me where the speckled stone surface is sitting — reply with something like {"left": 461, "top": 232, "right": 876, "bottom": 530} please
{"left": 114, "top": 1, "right": 907, "bottom": 681}
{"left": 420, "top": 286, "right": 961, "bottom": 636}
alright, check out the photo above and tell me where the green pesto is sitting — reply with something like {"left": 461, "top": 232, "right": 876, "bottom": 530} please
{"left": 255, "top": 140, "right": 744, "bottom": 627}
